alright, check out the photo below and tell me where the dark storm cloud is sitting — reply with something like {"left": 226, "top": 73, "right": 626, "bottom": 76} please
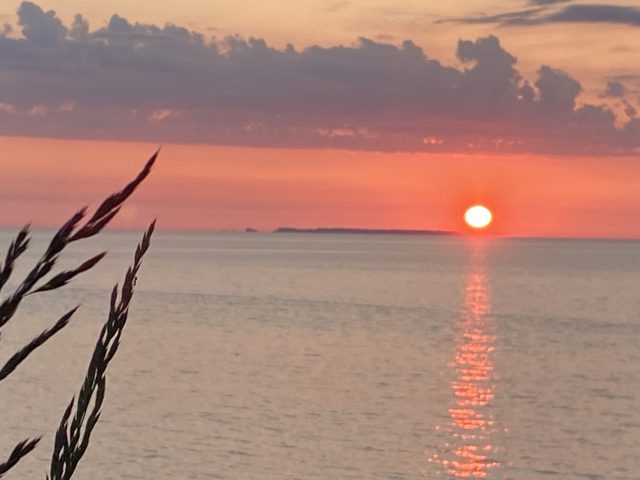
{"left": 451, "top": 3, "right": 640, "bottom": 26}
{"left": 0, "top": 1, "right": 638, "bottom": 156}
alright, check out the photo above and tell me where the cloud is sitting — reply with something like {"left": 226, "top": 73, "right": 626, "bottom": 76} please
{"left": 0, "top": 1, "right": 638, "bottom": 156}
{"left": 451, "top": 4, "right": 640, "bottom": 26}
{"left": 527, "top": 0, "right": 572, "bottom": 4}
{"left": 536, "top": 66, "right": 582, "bottom": 111}
{"left": 603, "top": 80, "right": 626, "bottom": 98}
{"left": 439, "top": 8, "right": 543, "bottom": 26}
{"left": 547, "top": 4, "right": 640, "bottom": 25}
{"left": 624, "top": 102, "right": 636, "bottom": 118}
{"left": 0, "top": 23, "right": 12, "bottom": 37}
{"left": 17, "top": 1, "right": 67, "bottom": 46}
{"left": 323, "top": 1, "right": 350, "bottom": 13}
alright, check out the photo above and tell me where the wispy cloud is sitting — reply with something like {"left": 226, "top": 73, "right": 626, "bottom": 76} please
{"left": 546, "top": 4, "right": 640, "bottom": 25}
{"left": 450, "top": 3, "right": 640, "bottom": 26}
{"left": 441, "top": 8, "right": 543, "bottom": 26}
{"left": 527, "top": 0, "right": 572, "bottom": 5}
{"left": 322, "top": 1, "right": 350, "bottom": 14}
{"left": 0, "top": 1, "right": 638, "bottom": 156}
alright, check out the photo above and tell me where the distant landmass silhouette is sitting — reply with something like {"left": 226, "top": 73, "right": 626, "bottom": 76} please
{"left": 274, "top": 227, "right": 457, "bottom": 236}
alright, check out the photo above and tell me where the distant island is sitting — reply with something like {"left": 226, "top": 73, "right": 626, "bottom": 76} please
{"left": 274, "top": 227, "right": 457, "bottom": 236}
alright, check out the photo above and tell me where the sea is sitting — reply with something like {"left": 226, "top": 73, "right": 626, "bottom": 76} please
{"left": 0, "top": 230, "right": 638, "bottom": 479}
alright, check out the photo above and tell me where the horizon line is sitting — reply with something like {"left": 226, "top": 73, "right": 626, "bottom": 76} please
{"left": 1, "top": 224, "right": 639, "bottom": 242}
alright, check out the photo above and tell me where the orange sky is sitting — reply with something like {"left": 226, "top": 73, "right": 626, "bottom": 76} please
{"left": 1, "top": 136, "right": 638, "bottom": 238}
{"left": 1, "top": 1, "right": 639, "bottom": 238}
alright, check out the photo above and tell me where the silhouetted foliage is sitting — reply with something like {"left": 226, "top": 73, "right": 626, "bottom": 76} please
{"left": 0, "top": 151, "right": 157, "bottom": 478}
{"left": 49, "top": 221, "right": 155, "bottom": 480}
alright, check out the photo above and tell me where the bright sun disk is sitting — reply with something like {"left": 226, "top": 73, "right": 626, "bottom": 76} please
{"left": 464, "top": 205, "right": 492, "bottom": 229}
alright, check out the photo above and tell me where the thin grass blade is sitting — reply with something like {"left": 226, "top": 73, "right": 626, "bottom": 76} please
{"left": 0, "top": 438, "right": 40, "bottom": 478}
{"left": 0, "top": 307, "right": 79, "bottom": 382}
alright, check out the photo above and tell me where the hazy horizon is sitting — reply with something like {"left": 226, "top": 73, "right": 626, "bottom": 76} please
{"left": 4, "top": 225, "right": 640, "bottom": 242}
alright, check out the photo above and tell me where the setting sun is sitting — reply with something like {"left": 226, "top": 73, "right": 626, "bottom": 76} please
{"left": 464, "top": 205, "right": 493, "bottom": 229}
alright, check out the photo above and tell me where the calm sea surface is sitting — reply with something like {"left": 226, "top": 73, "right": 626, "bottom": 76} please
{"left": 0, "top": 231, "right": 639, "bottom": 479}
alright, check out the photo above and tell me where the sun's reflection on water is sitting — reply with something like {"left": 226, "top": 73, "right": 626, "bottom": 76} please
{"left": 428, "top": 245, "right": 502, "bottom": 478}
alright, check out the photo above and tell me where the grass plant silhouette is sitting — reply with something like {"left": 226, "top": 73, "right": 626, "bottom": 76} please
{"left": 0, "top": 151, "right": 158, "bottom": 479}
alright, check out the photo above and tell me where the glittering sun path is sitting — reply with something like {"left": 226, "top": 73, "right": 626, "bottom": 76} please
{"left": 428, "top": 247, "right": 502, "bottom": 478}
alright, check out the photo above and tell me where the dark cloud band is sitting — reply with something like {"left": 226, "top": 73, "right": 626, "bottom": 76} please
{"left": 0, "top": 1, "right": 638, "bottom": 156}
{"left": 450, "top": 3, "right": 640, "bottom": 26}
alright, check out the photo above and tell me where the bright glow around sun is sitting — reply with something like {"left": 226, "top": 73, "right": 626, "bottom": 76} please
{"left": 465, "top": 205, "right": 493, "bottom": 229}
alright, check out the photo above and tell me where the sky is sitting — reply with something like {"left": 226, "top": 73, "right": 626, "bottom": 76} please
{"left": 0, "top": 0, "right": 639, "bottom": 237}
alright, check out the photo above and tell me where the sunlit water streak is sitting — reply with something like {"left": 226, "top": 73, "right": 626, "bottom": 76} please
{"left": 428, "top": 244, "right": 502, "bottom": 478}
